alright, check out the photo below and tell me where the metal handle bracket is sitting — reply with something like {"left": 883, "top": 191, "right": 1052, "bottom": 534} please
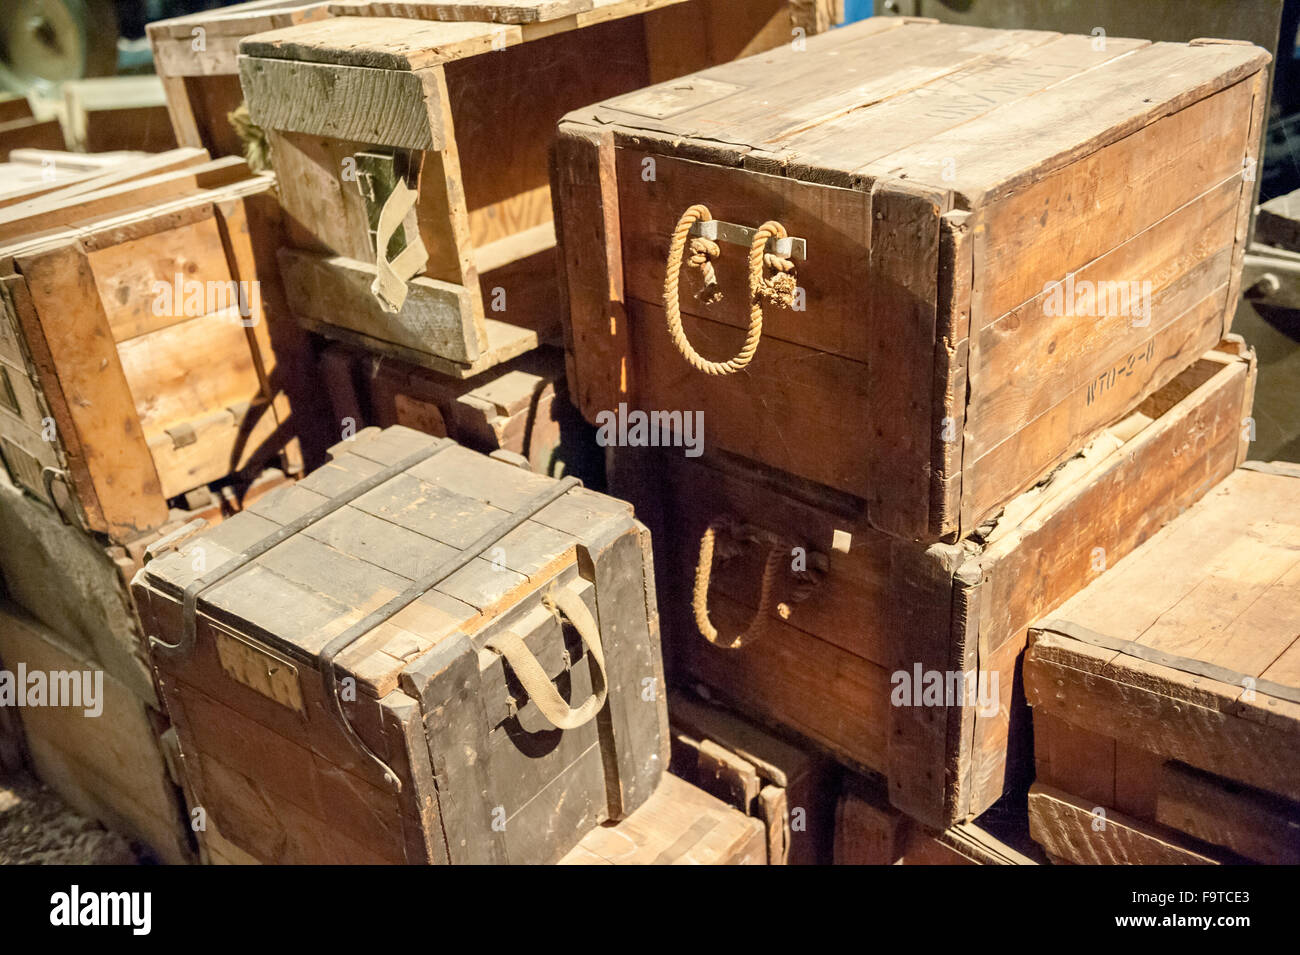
{"left": 689, "top": 218, "right": 807, "bottom": 260}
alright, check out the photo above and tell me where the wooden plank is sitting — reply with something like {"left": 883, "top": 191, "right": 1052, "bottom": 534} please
{"left": 1025, "top": 630, "right": 1300, "bottom": 804}
{"left": 629, "top": 299, "right": 870, "bottom": 496}
{"left": 679, "top": 590, "right": 891, "bottom": 773}
{"left": 115, "top": 309, "right": 265, "bottom": 443}
{"left": 0, "top": 156, "right": 251, "bottom": 243}
{"left": 333, "top": 0, "right": 593, "bottom": 22}
{"left": 560, "top": 773, "right": 765, "bottom": 864}
{"left": 0, "top": 601, "right": 192, "bottom": 864}
{"left": 411, "top": 65, "right": 485, "bottom": 304}
{"left": 554, "top": 122, "right": 628, "bottom": 419}
{"left": 1156, "top": 762, "right": 1300, "bottom": 865}
{"left": 833, "top": 777, "right": 906, "bottom": 865}
{"left": 239, "top": 56, "right": 442, "bottom": 150}
{"left": 240, "top": 16, "right": 511, "bottom": 70}
{"left": 864, "top": 180, "right": 943, "bottom": 537}
{"left": 87, "top": 213, "right": 235, "bottom": 342}
{"left": 1028, "top": 783, "right": 1221, "bottom": 865}
{"left": 12, "top": 245, "right": 167, "bottom": 538}
{"left": 278, "top": 248, "right": 480, "bottom": 362}
{"left": 0, "top": 148, "right": 207, "bottom": 211}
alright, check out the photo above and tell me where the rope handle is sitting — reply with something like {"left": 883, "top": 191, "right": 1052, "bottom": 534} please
{"left": 693, "top": 519, "right": 788, "bottom": 649}
{"left": 663, "top": 204, "right": 798, "bottom": 376}
{"left": 483, "top": 584, "right": 608, "bottom": 730}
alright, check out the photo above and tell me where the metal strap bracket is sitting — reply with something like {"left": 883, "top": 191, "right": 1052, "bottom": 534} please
{"left": 689, "top": 218, "right": 807, "bottom": 260}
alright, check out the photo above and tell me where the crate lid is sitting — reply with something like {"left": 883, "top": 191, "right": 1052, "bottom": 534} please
{"left": 562, "top": 18, "right": 1268, "bottom": 203}
{"left": 1027, "top": 463, "right": 1300, "bottom": 793}
{"left": 140, "top": 426, "right": 632, "bottom": 697}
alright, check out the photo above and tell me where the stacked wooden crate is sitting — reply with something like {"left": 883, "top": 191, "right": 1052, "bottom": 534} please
{"left": 555, "top": 16, "right": 1268, "bottom": 848}
{"left": 1024, "top": 462, "right": 1300, "bottom": 865}
{"left": 211, "top": 0, "right": 840, "bottom": 470}
{"left": 318, "top": 342, "right": 599, "bottom": 479}
{"left": 0, "top": 147, "right": 322, "bottom": 862}
{"left": 134, "top": 424, "right": 671, "bottom": 864}
{"left": 123, "top": 0, "right": 846, "bottom": 865}
{"left": 152, "top": 0, "right": 841, "bottom": 159}
{"left": 669, "top": 688, "right": 839, "bottom": 863}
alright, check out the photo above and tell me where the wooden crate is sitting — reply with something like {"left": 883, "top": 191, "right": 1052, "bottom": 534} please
{"left": 0, "top": 97, "right": 65, "bottom": 161}
{"left": 0, "top": 600, "right": 194, "bottom": 864}
{"left": 133, "top": 426, "right": 668, "bottom": 864}
{"left": 235, "top": 0, "right": 840, "bottom": 379}
{"left": 618, "top": 343, "right": 1255, "bottom": 829}
{"left": 560, "top": 773, "right": 766, "bottom": 864}
{"left": 61, "top": 77, "right": 178, "bottom": 154}
{"left": 668, "top": 688, "right": 838, "bottom": 863}
{"left": 0, "top": 152, "right": 321, "bottom": 543}
{"left": 319, "top": 342, "right": 591, "bottom": 477}
{"left": 152, "top": 0, "right": 844, "bottom": 160}
{"left": 1025, "top": 462, "right": 1300, "bottom": 866}
{"left": 558, "top": 18, "right": 1267, "bottom": 542}
{"left": 149, "top": 0, "right": 334, "bottom": 158}
{"left": 833, "top": 775, "right": 1037, "bottom": 865}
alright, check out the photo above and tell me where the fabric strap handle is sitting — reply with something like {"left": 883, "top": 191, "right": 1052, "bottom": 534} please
{"left": 484, "top": 584, "right": 608, "bottom": 730}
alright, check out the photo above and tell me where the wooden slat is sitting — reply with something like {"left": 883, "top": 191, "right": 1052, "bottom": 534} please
{"left": 1029, "top": 783, "right": 1222, "bottom": 865}
{"left": 0, "top": 601, "right": 192, "bottom": 864}
{"left": 1156, "top": 762, "right": 1300, "bottom": 865}
{"left": 278, "top": 249, "right": 480, "bottom": 362}
{"left": 11, "top": 245, "right": 167, "bottom": 538}
{"left": 239, "top": 56, "right": 442, "bottom": 149}
{"left": 560, "top": 774, "right": 765, "bottom": 864}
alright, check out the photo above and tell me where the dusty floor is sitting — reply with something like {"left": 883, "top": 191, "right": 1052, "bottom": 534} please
{"left": 0, "top": 772, "right": 141, "bottom": 864}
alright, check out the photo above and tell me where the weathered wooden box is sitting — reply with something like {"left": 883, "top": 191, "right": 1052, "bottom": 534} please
{"left": 319, "top": 342, "right": 590, "bottom": 477}
{"left": 1025, "top": 462, "right": 1300, "bottom": 866}
{"left": 668, "top": 689, "right": 837, "bottom": 864}
{"left": 236, "top": 0, "right": 840, "bottom": 378}
{"left": 559, "top": 18, "right": 1268, "bottom": 541}
{"left": 560, "top": 773, "right": 766, "bottom": 865}
{"left": 150, "top": 0, "right": 333, "bottom": 157}
{"left": 133, "top": 426, "right": 668, "bottom": 864}
{"left": 621, "top": 343, "right": 1254, "bottom": 829}
{"left": 0, "top": 600, "right": 195, "bottom": 864}
{"left": 0, "top": 152, "right": 316, "bottom": 543}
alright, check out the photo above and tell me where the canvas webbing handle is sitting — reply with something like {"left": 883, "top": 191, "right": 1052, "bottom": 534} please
{"left": 483, "top": 585, "right": 608, "bottom": 731}
{"left": 371, "top": 179, "right": 429, "bottom": 312}
{"left": 315, "top": 473, "right": 583, "bottom": 792}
